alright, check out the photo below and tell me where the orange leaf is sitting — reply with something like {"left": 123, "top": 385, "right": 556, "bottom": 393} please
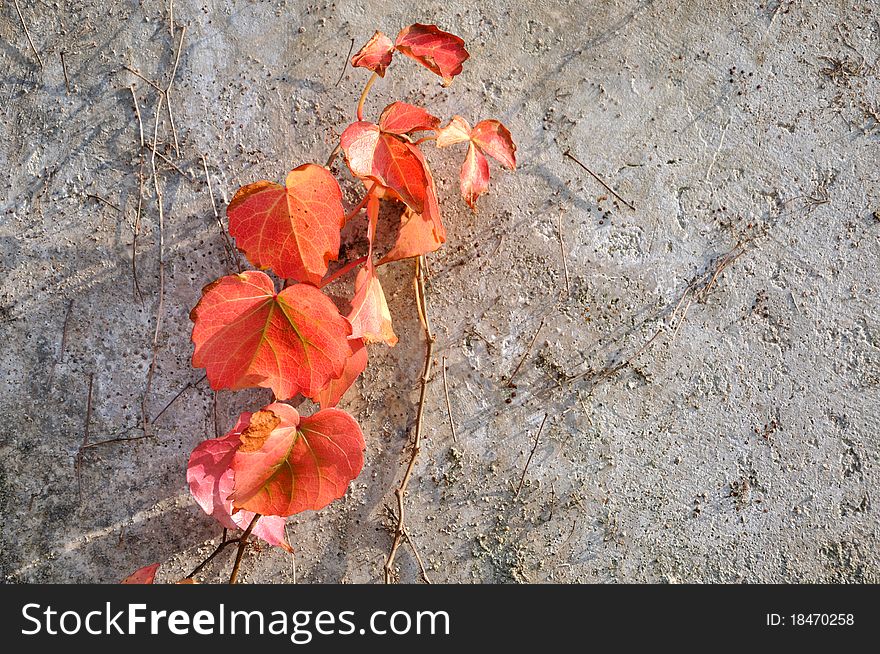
{"left": 121, "top": 563, "right": 160, "bottom": 584}
{"left": 437, "top": 115, "right": 517, "bottom": 210}
{"left": 187, "top": 413, "right": 293, "bottom": 551}
{"left": 190, "top": 271, "right": 353, "bottom": 400}
{"left": 351, "top": 31, "right": 395, "bottom": 77}
{"left": 340, "top": 122, "right": 432, "bottom": 215}
{"left": 471, "top": 120, "right": 517, "bottom": 169}
{"left": 230, "top": 403, "right": 365, "bottom": 517}
{"left": 395, "top": 24, "right": 469, "bottom": 85}
{"left": 379, "top": 207, "right": 443, "bottom": 263}
{"left": 227, "top": 164, "right": 345, "bottom": 286}
{"left": 312, "top": 339, "right": 368, "bottom": 408}
{"left": 460, "top": 142, "right": 490, "bottom": 210}
{"left": 378, "top": 101, "right": 440, "bottom": 135}
{"left": 348, "top": 265, "right": 397, "bottom": 346}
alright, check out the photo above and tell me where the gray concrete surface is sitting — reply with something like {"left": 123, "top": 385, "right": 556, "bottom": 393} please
{"left": 1, "top": 0, "right": 878, "bottom": 583}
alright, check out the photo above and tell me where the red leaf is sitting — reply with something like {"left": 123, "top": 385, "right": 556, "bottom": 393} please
{"left": 378, "top": 101, "right": 440, "bottom": 135}
{"left": 471, "top": 120, "right": 517, "bottom": 169}
{"left": 190, "top": 271, "right": 353, "bottom": 400}
{"left": 459, "top": 143, "right": 490, "bottom": 210}
{"left": 187, "top": 415, "right": 292, "bottom": 551}
{"left": 394, "top": 24, "right": 469, "bottom": 85}
{"left": 437, "top": 115, "right": 517, "bottom": 210}
{"left": 230, "top": 403, "right": 365, "bottom": 517}
{"left": 351, "top": 31, "right": 395, "bottom": 77}
{"left": 340, "top": 122, "right": 431, "bottom": 214}
{"left": 312, "top": 339, "right": 368, "bottom": 408}
{"left": 121, "top": 563, "right": 160, "bottom": 584}
{"left": 378, "top": 207, "right": 444, "bottom": 264}
{"left": 348, "top": 266, "right": 397, "bottom": 345}
{"left": 227, "top": 164, "right": 345, "bottom": 286}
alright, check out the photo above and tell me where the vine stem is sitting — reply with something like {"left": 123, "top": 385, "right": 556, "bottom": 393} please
{"left": 229, "top": 514, "right": 261, "bottom": 584}
{"left": 318, "top": 255, "right": 369, "bottom": 289}
{"left": 384, "top": 256, "right": 434, "bottom": 583}
{"left": 356, "top": 72, "right": 379, "bottom": 121}
{"left": 187, "top": 535, "right": 240, "bottom": 579}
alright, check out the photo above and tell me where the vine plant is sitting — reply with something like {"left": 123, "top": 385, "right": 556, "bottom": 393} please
{"left": 122, "top": 24, "right": 517, "bottom": 584}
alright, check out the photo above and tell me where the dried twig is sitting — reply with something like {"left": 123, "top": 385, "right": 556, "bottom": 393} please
{"left": 145, "top": 142, "right": 190, "bottom": 178}
{"left": 129, "top": 87, "right": 146, "bottom": 305}
{"left": 129, "top": 86, "right": 145, "bottom": 147}
{"left": 61, "top": 52, "right": 72, "bottom": 94}
{"left": 515, "top": 413, "right": 548, "bottom": 498}
{"left": 385, "top": 256, "right": 435, "bottom": 584}
{"left": 142, "top": 94, "right": 167, "bottom": 436}
{"left": 557, "top": 209, "right": 571, "bottom": 295}
{"left": 335, "top": 38, "right": 355, "bottom": 87}
{"left": 441, "top": 356, "right": 457, "bottom": 442}
{"left": 165, "top": 25, "right": 187, "bottom": 156}
{"left": 151, "top": 373, "right": 207, "bottom": 424}
{"left": 507, "top": 316, "right": 545, "bottom": 386}
{"left": 13, "top": 0, "right": 43, "bottom": 69}
{"left": 385, "top": 506, "right": 431, "bottom": 583}
{"left": 86, "top": 193, "right": 122, "bottom": 213}
{"left": 563, "top": 149, "right": 635, "bottom": 211}
{"left": 229, "top": 514, "right": 261, "bottom": 584}
{"left": 202, "top": 154, "right": 240, "bottom": 271}
{"left": 123, "top": 65, "right": 163, "bottom": 92}
{"left": 59, "top": 299, "right": 74, "bottom": 364}
{"left": 75, "top": 373, "right": 94, "bottom": 502}
{"left": 188, "top": 536, "right": 241, "bottom": 579}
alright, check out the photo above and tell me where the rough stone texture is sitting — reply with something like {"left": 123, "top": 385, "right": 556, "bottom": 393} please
{"left": 1, "top": 0, "right": 878, "bottom": 584}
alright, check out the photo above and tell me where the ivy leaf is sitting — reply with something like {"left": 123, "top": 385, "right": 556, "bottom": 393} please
{"left": 340, "top": 121, "right": 431, "bottom": 214}
{"left": 348, "top": 192, "right": 397, "bottom": 345}
{"left": 227, "top": 164, "right": 345, "bottom": 286}
{"left": 395, "top": 24, "right": 469, "bottom": 85}
{"left": 312, "top": 338, "right": 368, "bottom": 408}
{"left": 186, "top": 413, "right": 292, "bottom": 551}
{"left": 351, "top": 31, "right": 395, "bottom": 77}
{"left": 378, "top": 206, "right": 444, "bottom": 264}
{"left": 437, "top": 116, "right": 516, "bottom": 209}
{"left": 230, "top": 403, "right": 365, "bottom": 517}
{"left": 348, "top": 266, "right": 397, "bottom": 345}
{"left": 351, "top": 25, "right": 468, "bottom": 85}
{"left": 190, "top": 271, "right": 353, "bottom": 400}
{"left": 378, "top": 101, "right": 440, "bottom": 135}
{"left": 121, "top": 563, "right": 160, "bottom": 584}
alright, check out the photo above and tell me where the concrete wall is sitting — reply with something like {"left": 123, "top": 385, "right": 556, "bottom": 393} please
{"left": 1, "top": 0, "right": 878, "bottom": 583}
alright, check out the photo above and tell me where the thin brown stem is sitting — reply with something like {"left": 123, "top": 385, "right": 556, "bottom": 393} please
{"left": 202, "top": 154, "right": 240, "bottom": 272}
{"left": 317, "top": 255, "right": 369, "bottom": 289}
{"left": 61, "top": 52, "right": 72, "bottom": 94}
{"left": 130, "top": 86, "right": 145, "bottom": 148}
{"left": 188, "top": 537, "right": 241, "bottom": 579}
{"left": 165, "top": 25, "right": 187, "bottom": 156}
{"left": 335, "top": 38, "right": 355, "bottom": 87}
{"left": 142, "top": 94, "right": 167, "bottom": 436}
{"left": 412, "top": 135, "right": 437, "bottom": 146}
{"left": 229, "top": 514, "right": 261, "bottom": 584}
{"left": 507, "top": 316, "right": 545, "bottom": 386}
{"left": 13, "top": 0, "right": 43, "bottom": 69}
{"left": 325, "top": 144, "right": 341, "bottom": 169}
{"left": 563, "top": 149, "right": 635, "bottom": 211}
{"left": 345, "top": 184, "right": 376, "bottom": 223}
{"left": 76, "top": 372, "right": 94, "bottom": 502}
{"left": 441, "top": 356, "right": 457, "bottom": 442}
{"left": 515, "top": 413, "right": 548, "bottom": 498}
{"left": 356, "top": 72, "right": 379, "bottom": 121}
{"left": 385, "top": 256, "right": 435, "bottom": 583}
